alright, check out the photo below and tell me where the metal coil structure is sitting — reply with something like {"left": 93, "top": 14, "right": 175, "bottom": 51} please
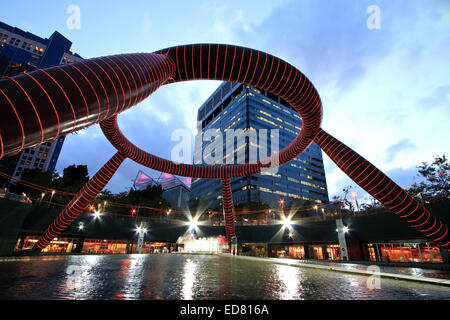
{"left": 0, "top": 44, "right": 447, "bottom": 252}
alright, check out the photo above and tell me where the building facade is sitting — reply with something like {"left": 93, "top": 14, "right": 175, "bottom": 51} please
{"left": 0, "top": 21, "right": 83, "bottom": 181}
{"left": 190, "top": 82, "right": 329, "bottom": 208}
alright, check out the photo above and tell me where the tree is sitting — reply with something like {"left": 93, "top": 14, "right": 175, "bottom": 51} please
{"left": 408, "top": 154, "right": 450, "bottom": 203}
{"left": 9, "top": 168, "right": 56, "bottom": 199}
{"left": 333, "top": 186, "right": 356, "bottom": 212}
{"left": 52, "top": 164, "right": 89, "bottom": 204}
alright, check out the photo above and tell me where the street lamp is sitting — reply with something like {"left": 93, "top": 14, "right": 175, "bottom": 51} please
{"left": 48, "top": 190, "right": 55, "bottom": 207}
{"left": 92, "top": 210, "right": 102, "bottom": 220}
{"left": 188, "top": 218, "right": 198, "bottom": 231}
{"left": 282, "top": 216, "right": 293, "bottom": 230}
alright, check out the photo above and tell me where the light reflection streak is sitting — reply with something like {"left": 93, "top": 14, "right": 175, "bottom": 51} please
{"left": 182, "top": 259, "right": 197, "bottom": 300}
{"left": 62, "top": 255, "right": 103, "bottom": 299}
{"left": 275, "top": 264, "right": 302, "bottom": 300}
{"left": 120, "top": 254, "right": 146, "bottom": 299}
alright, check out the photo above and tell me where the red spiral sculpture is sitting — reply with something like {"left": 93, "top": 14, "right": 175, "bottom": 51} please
{"left": 221, "top": 179, "right": 235, "bottom": 250}
{"left": 0, "top": 44, "right": 447, "bottom": 253}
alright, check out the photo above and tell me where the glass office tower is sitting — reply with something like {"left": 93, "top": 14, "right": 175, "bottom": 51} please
{"left": 190, "top": 82, "right": 329, "bottom": 208}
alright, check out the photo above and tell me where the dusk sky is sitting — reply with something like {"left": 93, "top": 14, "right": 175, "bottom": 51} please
{"left": 1, "top": 0, "right": 449, "bottom": 201}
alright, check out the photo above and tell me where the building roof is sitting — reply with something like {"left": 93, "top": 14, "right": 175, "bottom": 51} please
{"left": 133, "top": 170, "right": 191, "bottom": 192}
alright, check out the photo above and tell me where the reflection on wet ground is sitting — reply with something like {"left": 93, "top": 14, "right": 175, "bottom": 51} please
{"left": 0, "top": 254, "right": 448, "bottom": 300}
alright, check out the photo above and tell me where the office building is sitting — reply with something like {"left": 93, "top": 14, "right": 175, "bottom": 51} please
{"left": 190, "top": 82, "right": 329, "bottom": 208}
{"left": 0, "top": 21, "right": 83, "bottom": 181}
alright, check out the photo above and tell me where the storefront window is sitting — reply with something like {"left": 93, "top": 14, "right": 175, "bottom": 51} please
{"left": 15, "top": 236, "right": 74, "bottom": 253}
{"left": 326, "top": 245, "right": 341, "bottom": 260}
{"left": 242, "top": 244, "right": 267, "bottom": 257}
{"left": 310, "top": 245, "right": 323, "bottom": 260}
{"left": 288, "top": 246, "right": 305, "bottom": 259}
{"left": 366, "top": 243, "right": 377, "bottom": 262}
{"left": 365, "top": 242, "right": 443, "bottom": 263}
{"left": 419, "top": 243, "right": 443, "bottom": 263}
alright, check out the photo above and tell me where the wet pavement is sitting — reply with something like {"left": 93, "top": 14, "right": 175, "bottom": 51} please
{"left": 0, "top": 254, "right": 449, "bottom": 300}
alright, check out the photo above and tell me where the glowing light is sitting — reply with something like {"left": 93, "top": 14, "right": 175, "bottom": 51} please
{"left": 343, "top": 226, "right": 349, "bottom": 233}
{"left": 282, "top": 216, "right": 293, "bottom": 229}
{"left": 78, "top": 222, "right": 84, "bottom": 231}
{"left": 189, "top": 218, "right": 198, "bottom": 230}
{"left": 92, "top": 210, "right": 102, "bottom": 219}
{"left": 135, "top": 226, "right": 147, "bottom": 234}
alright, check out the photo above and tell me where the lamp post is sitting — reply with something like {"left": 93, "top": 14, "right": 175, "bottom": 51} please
{"left": 47, "top": 190, "right": 55, "bottom": 207}
{"left": 39, "top": 192, "right": 45, "bottom": 205}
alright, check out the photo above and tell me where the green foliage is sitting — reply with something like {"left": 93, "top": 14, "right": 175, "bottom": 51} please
{"left": 97, "top": 185, "right": 171, "bottom": 218}
{"left": 408, "top": 154, "right": 450, "bottom": 203}
{"left": 10, "top": 168, "right": 56, "bottom": 199}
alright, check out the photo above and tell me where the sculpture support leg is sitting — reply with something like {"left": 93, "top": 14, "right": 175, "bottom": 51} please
{"left": 33, "top": 152, "right": 126, "bottom": 251}
{"left": 221, "top": 178, "right": 235, "bottom": 252}
{"left": 314, "top": 128, "right": 449, "bottom": 249}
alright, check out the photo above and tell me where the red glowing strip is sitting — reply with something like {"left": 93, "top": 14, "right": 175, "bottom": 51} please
{"left": 79, "top": 61, "right": 111, "bottom": 120}
{"left": 37, "top": 69, "right": 77, "bottom": 134}
{"left": 221, "top": 45, "right": 228, "bottom": 81}
{"left": 434, "top": 226, "right": 448, "bottom": 242}
{"left": 260, "top": 56, "right": 275, "bottom": 89}
{"left": 0, "top": 88, "right": 25, "bottom": 154}
{"left": 90, "top": 59, "right": 121, "bottom": 115}
{"left": 103, "top": 56, "right": 133, "bottom": 110}
{"left": 228, "top": 46, "right": 237, "bottom": 82}
{"left": 69, "top": 63, "right": 102, "bottom": 123}
{"left": 55, "top": 66, "right": 90, "bottom": 128}
{"left": 419, "top": 216, "right": 436, "bottom": 232}
{"left": 6, "top": 76, "right": 44, "bottom": 145}
{"left": 23, "top": 72, "right": 61, "bottom": 141}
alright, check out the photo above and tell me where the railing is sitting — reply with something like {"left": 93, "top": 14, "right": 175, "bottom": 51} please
{"left": 2, "top": 189, "right": 432, "bottom": 227}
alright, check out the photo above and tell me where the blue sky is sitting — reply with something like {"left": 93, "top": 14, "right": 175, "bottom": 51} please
{"left": 1, "top": 0, "right": 449, "bottom": 202}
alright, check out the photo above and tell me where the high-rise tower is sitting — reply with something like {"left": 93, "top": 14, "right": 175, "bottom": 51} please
{"left": 190, "top": 82, "right": 329, "bottom": 208}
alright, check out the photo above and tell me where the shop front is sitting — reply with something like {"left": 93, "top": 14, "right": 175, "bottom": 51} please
{"left": 269, "top": 243, "right": 341, "bottom": 260}
{"left": 363, "top": 242, "right": 444, "bottom": 263}
{"left": 15, "top": 236, "right": 76, "bottom": 253}
{"left": 241, "top": 243, "right": 267, "bottom": 257}
{"left": 82, "top": 239, "right": 128, "bottom": 254}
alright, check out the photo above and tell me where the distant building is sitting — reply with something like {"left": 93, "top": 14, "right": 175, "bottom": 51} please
{"left": 0, "top": 21, "right": 83, "bottom": 183}
{"left": 190, "top": 82, "right": 329, "bottom": 208}
{"left": 133, "top": 171, "right": 191, "bottom": 209}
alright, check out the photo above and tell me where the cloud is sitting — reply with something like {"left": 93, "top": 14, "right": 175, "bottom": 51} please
{"left": 49, "top": 0, "right": 449, "bottom": 198}
{"left": 385, "top": 138, "right": 417, "bottom": 163}
{"left": 418, "top": 85, "right": 450, "bottom": 110}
